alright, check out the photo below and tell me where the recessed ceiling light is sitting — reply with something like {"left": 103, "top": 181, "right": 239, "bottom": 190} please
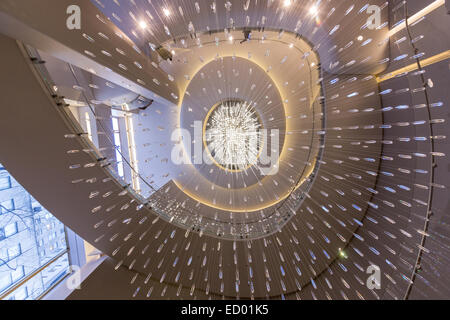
{"left": 309, "top": 5, "right": 318, "bottom": 15}
{"left": 357, "top": 35, "right": 364, "bottom": 41}
{"left": 139, "top": 21, "right": 147, "bottom": 29}
{"left": 283, "top": 0, "right": 292, "bottom": 7}
{"left": 163, "top": 8, "right": 171, "bottom": 17}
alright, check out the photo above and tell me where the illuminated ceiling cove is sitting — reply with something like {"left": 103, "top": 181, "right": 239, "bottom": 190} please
{"left": 0, "top": 0, "right": 449, "bottom": 300}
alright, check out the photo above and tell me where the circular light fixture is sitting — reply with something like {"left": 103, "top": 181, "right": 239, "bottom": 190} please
{"left": 204, "top": 100, "right": 263, "bottom": 172}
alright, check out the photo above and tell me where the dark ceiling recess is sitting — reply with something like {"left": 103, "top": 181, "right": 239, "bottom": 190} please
{"left": 156, "top": 46, "right": 173, "bottom": 61}
{"left": 240, "top": 29, "right": 252, "bottom": 44}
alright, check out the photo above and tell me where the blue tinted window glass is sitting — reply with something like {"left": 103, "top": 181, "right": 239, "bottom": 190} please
{"left": 0, "top": 163, "right": 70, "bottom": 299}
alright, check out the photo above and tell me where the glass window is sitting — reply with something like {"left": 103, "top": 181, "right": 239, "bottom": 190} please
{"left": 0, "top": 248, "right": 7, "bottom": 263}
{"left": 0, "top": 177, "right": 11, "bottom": 190}
{"left": 4, "top": 222, "right": 18, "bottom": 237}
{"left": 85, "top": 112, "right": 93, "bottom": 141}
{"left": 13, "top": 286, "right": 28, "bottom": 300}
{"left": 11, "top": 266, "right": 25, "bottom": 282}
{"left": 8, "top": 286, "right": 28, "bottom": 300}
{"left": 112, "top": 117, "right": 120, "bottom": 132}
{"left": 0, "top": 164, "right": 70, "bottom": 299}
{"left": 0, "top": 273, "right": 11, "bottom": 291}
{"left": 0, "top": 199, "right": 15, "bottom": 215}
{"left": 112, "top": 117, "right": 125, "bottom": 177}
{"left": 7, "top": 243, "right": 21, "bottom": 260}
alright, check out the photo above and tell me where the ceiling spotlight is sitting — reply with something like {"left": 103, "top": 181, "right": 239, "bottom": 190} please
{"left": 309, "top": 5, "right": 318, "bottom": 16}
{"left": 289, "top": 43, "right": 294, "bottom": 48}
{"left": 139, "top": 21, "right": 147, "bottom": 29}
{"left": 163, "top": 8, "right": 171, "bottom": 17}
{"left": 338, "top": 248, "right": 348, "bottom": 259}
{"left": 228, "top": 35, "right": 233, "bottom": 42}
{"left": 283, "top": 0, "right": 292, "bottom": 7}
{"left": 357, "top": 35, "right": 364, "bottom": 41}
